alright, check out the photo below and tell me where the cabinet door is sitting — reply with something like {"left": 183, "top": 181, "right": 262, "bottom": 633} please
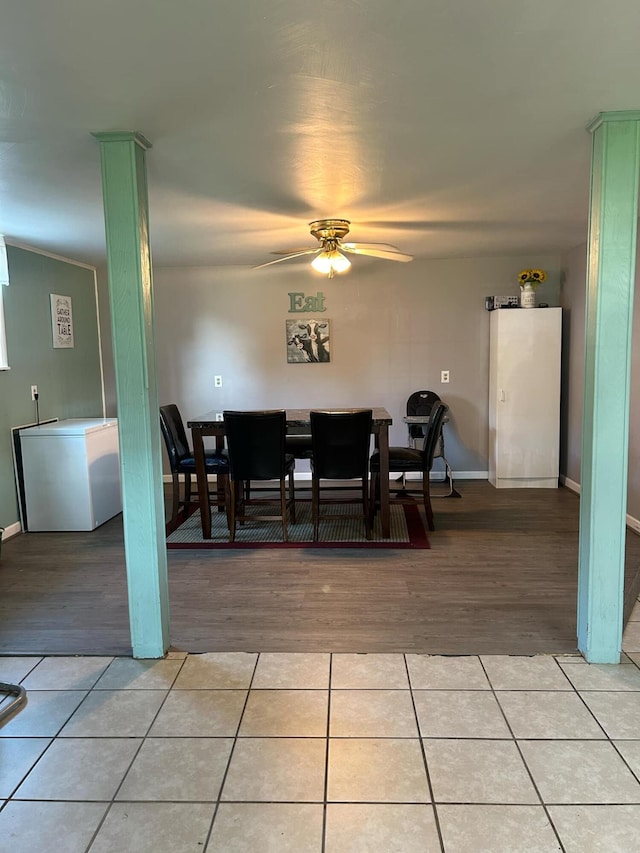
{"left": 493, "top": 310, "right": 561, "bottom": 480}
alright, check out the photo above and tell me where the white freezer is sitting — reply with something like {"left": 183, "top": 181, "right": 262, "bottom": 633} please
{"left": 20, "top": 418, "right": 122, "bottom": 531}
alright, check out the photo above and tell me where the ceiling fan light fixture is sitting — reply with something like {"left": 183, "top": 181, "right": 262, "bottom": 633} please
{"left": 311, "top": 249, "right": 351, "bottom": 277}
{"left": 253, "top": 217, "right": 412, "bottom": 273}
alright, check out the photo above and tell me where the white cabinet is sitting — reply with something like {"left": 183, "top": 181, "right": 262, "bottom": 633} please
{"left": 488, "top": 308, "right": 562, "bottom": 488}
{"left": 20, "top": 418, "right": 122, "bottom": 531}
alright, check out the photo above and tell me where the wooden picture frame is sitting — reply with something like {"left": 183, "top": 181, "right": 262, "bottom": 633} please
{"left": 286, "top": 318, "right": 331, "bottom": 363}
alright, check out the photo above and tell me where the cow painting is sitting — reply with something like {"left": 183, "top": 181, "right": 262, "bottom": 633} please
{"left": 286, "top": 318, "right": 331, "bottom": 364}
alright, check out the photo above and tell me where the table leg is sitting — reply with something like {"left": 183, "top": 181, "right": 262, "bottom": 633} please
{"left": 378, "top": 424, "right": 391, "bottom": 538}
{"left": 192, "top": 427, "right": 212, "bottom": 539}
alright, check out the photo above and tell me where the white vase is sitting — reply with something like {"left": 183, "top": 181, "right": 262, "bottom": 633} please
{"left": 520, "top": 283, "right": 536, "bottom": 308}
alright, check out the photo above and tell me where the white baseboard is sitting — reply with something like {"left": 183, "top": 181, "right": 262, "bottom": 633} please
{"left": 403, "top": 470, "right": 488, "bottom": 481}
{"left": 560, "top": 475, "right": 640, "bottom": 535}
{"left": 561, "top": 475, "right": 581, "bottom": 495}
{"left": 1, "top": 521, "right": 22, "bottom": 541}
{"left": 163, "top": 470, "right": 488, "bottom": 484}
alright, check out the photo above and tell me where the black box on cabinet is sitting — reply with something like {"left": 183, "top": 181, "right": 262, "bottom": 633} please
{"left": 485, "top": 295, "right": 519, "bottom": 311}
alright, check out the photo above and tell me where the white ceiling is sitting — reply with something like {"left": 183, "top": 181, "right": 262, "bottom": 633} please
{"left": 1, "top": 0, "right": 639, "bottom": 269}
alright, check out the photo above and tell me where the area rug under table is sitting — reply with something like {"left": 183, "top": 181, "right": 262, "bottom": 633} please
{"left": 166, "top": 501, "right": 429, "bottom": 549}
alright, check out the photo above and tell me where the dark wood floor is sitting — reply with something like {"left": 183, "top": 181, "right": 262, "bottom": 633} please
{"left": 1, "top": 480, "right": 639, "bottom": 657}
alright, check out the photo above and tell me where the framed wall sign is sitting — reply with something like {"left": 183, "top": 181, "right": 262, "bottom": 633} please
{"left": 286, "top": 318, "right": 331, "bottom": 363}
{"left": 50, "top": 294, "right": 74, "bottom": 348}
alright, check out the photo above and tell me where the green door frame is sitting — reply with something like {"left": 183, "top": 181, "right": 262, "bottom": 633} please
{"left": 578, "top": 111, "right": 640, "bottom": 663}
{"left": 93, "top": 131, "right": 169, "bottom": 659}
{"left": 92, "top": 113, "right": 640, "bottom": 663}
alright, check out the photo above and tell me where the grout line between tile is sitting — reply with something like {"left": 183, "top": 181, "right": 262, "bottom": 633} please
{"left": 81, "top": 654, "right": 190, "bottom": 851}
{"left": 404, "top": 653, "right": 445, "bottom": 852}
{"left": 200, "top": 651, "right": 260, "bottom": 851}
{"left": 477, "top": 655, "right": 568, "bottom": 852}
{"left": 321, "top": 654, "right": 333, "bottom": 853}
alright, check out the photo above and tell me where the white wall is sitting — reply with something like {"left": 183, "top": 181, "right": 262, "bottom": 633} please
{"left": 559, "top": 243, "right": 587, "bottom": 486}
{"left": 151, "top": 254, "right": 562, "bottom": 474}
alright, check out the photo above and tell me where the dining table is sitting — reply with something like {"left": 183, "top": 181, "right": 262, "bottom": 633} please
{"left": 187, "top": 407, "right": 393, "bottom": 539}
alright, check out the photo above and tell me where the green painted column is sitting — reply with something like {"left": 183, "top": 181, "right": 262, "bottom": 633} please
{"left": 93, "top": 131, "right": 169, "bottom": 658}
{"left": 578, "top": 112, "right": 640, "bottom": 663}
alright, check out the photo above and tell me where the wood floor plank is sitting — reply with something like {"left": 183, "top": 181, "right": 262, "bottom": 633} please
{"left": 0, "top": 481, "right": 638, "bottom": 656}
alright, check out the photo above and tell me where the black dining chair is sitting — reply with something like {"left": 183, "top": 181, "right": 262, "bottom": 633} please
{"left": 159, "top": 404, "right": 229, "bottom": 528}
{"left": 403, "top": 389, "right": 458, "bottom": 497}
{"left": 310, "top": 409, "right": 373, "bottom": 541}
{"left": 370, "top": 401, "right": 449, "bottom": 531}
{"left": 223, "top": 410, "right": 296, "bottom": 542}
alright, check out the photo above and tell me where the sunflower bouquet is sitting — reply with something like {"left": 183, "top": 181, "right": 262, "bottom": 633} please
{"left": 518, "top": 269, "right": 546, "bottom": 288}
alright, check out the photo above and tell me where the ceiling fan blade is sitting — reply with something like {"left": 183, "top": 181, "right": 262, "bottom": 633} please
{"left": 358, "top": 220, "right": 433, "bottom": 230}
{"left": 341, "top": 245, "right": 414, "bottom": 262}
{"left": 252, "top": 249, "right": 319, "bottom": 269}
{"left": 341, "top": 241, "right": 401, "bottom": 251}
{"left": 270, "top": 247, "right": 317, "bottom": 255}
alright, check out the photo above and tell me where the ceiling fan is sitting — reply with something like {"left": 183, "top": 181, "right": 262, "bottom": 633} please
{"left": 253, "top": 219, "right": 414, "bottom": 278}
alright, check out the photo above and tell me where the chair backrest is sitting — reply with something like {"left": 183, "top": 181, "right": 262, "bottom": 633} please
{"left": 310, "top": 409, "right": 373, "bottom": 480}
{"left": 406, "top": 389, "right": 441, "bottom": 417}
{"left": 159, "top": 404, "right": 190, "bottom": 472}
{"left": 224, "top": 410, "right": 288, "bottom": 481}
{"left": 406, "top": 390, "right": 441, "bottom": 439}
{"left": 422, "top": 402, "right": 449, "bottom": 471}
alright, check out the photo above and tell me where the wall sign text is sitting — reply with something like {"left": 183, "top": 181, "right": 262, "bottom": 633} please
{"left": 288, "top": 292, "right": 326, "bottom": 313}
{"left": 50, "top": 293, "right": 74, "bottom": 349}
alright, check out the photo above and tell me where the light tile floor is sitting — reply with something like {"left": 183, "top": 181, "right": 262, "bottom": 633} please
{"left": 2, "top": 601, "right": 640, "bottom": 852}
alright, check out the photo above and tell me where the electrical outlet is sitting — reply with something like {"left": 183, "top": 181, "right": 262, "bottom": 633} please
{"left": 440, "top": 370, "right": 450, "bottom": 384}
{"left": 215, "top": 412, "right": 223, "bottom": 422}
{"left": 31, "top": 384, "right": 38, "bottom": 401}
{"left": 214, "top": 375, "right": 223, "bottom": 388}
